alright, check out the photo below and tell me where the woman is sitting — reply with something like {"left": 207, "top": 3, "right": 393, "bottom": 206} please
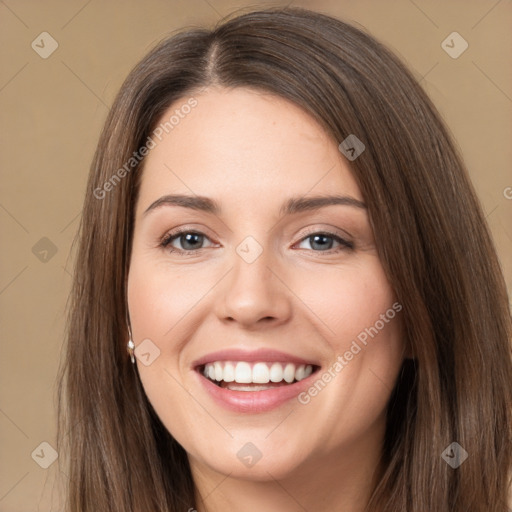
{"left": 57, "top": 6, "right": 512, "bottom": 511}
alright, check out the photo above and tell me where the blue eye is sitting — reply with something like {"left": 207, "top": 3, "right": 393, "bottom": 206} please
{"left": 296, "top": 232, "right": 354, "bottom": 252}
{"left": 160, "top": 230, "right": 214, "bottom": 253}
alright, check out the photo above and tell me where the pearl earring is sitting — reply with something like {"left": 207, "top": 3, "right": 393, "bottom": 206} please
{"left": 127, "top": 339, "right": 135, "bottom": 364}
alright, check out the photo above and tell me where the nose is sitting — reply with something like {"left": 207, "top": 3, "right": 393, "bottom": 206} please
{"left": 214, "top": 247, "right": 293, "bottom": 329}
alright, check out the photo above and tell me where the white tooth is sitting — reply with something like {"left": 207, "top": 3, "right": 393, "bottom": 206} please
{"left": 204, "top": 360, "right": 311, "bottom": 384}
{"left": 223, "top": 362, "right": 235, "bottom": 382}
{"left": 269, "top": 362, "right": 284, "bottom": 382}
{"left": 283, "top": 363, "right": 296, "bottom": 383}
{"left": 252, "top": 363, "right": 270, "bottom": 383}
{"left": 214, "top": 361, "right": 223, "bottom": 381}
{"left": 235, "top": 362, "right": 252, "bottom": 383}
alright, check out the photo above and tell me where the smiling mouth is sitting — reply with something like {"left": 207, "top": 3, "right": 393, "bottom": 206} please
{"left": 198, "top": 361, "right": 320, "bottom": 391}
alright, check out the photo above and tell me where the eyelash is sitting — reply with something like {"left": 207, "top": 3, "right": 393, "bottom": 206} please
{"left": 159, "top": 227, "right": 354, "bottom": 256}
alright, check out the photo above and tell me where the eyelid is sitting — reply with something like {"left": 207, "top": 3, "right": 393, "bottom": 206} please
{"left": 159, "top": 223, "right": 215, "bottom": 242}
{"left": 295, "top": 225, "right": 353, "bottom": 243}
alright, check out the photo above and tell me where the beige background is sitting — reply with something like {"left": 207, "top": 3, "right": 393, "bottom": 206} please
{"left": 0, "top": 0, "right": 511, "bottom": 510}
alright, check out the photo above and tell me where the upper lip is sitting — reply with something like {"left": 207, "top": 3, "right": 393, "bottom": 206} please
{"left": 191, "top": 348, "right": 320, "bottom": 369}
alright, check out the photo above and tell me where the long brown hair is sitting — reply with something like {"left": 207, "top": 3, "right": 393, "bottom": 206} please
{"left": 57, "top": 6, "right": 512, "bottom": 511}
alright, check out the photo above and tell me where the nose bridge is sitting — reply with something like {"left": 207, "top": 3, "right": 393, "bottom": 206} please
{"left": 215, "top": 235, "right": 291, "bottom": 327}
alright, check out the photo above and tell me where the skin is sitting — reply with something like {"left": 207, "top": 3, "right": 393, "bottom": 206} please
{"left": 127, "top": 86, "right": 407, "bottom": 512}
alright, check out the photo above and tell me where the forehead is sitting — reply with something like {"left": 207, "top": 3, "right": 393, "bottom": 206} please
{"left": 136, "top": 87, "right": 362, "bottom": 214}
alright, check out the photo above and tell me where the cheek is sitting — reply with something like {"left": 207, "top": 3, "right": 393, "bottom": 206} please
{"left": 127, "top": 260, "right": 201, "bottom": 434}
{"left": 127, "top": 257, "right": 207, "bottom": 341}
{"left": 294, "top": 258, "right": 404, "bottom": 402}
{"left": 295, "top": 257, "right": 398, "bottom": 347}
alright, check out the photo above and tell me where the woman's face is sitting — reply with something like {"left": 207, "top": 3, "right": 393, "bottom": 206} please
{"left": 128, "top": 86, "right": 406, "bottom": 481}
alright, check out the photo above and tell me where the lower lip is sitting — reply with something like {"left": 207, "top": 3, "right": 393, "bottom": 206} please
{"left": 195, "top": 370, "right": 318, "bottom": 413}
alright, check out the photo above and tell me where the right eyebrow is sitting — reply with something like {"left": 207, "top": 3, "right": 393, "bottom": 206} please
{"left": 143, "top": 195, "right": 221, "bottom": 217}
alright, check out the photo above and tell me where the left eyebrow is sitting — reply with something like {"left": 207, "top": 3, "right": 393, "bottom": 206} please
{"left": 279, "top": 194, "right": 366, "bottom": 216}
